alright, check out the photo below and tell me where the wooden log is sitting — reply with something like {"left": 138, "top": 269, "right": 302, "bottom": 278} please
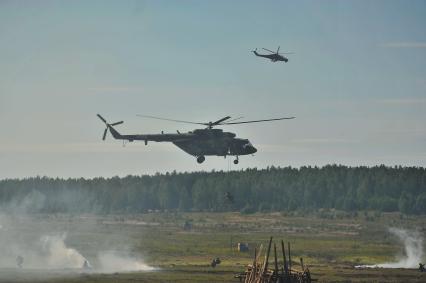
{"left": 287, "top": 242, "right": 291, "bottom": 275}
{"left": 247, "top": 248, "right": 257, "bottom": 283}
{"left": 281, "top": 240, "right": 289, "bottom": 281}
{"left": 262, "top": 236, "right": 273, "bottom": 276}
{"left": 274, "top": 243, "right": 278, "bottom": 278}
{"left": 256, "top": 244, "right": 263, "bottom": 262}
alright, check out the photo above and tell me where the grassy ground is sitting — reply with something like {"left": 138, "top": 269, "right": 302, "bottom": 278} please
{"left": 0, "top": 211, "right": 425, "bottom": 282}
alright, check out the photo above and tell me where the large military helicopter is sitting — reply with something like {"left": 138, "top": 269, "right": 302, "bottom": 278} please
{"left": 252, "top": 46, "right": 293, "bottom": 62}
{"left": 97, "top": 114, "right": 294, "bottom": 164}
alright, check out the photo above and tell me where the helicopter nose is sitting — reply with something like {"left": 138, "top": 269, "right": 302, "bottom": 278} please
{"left": 243, "top": 142, "right": 257, "bottom": 154}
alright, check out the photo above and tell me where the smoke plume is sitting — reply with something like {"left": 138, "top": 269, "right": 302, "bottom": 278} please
{"left": 356, "top": 227, "right": 424, "bottom": 268}
{"left": 97, "top": 251, "right": 156, "bottom": 272}
{"left": 0, "top": 190, "right": 155, "bottom": 275}
{"left": 0, "top": 230, "right": 154, "bottom": 272}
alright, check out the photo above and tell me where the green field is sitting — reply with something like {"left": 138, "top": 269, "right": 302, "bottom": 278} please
{"left": 0, "top": 211, "right": 425, "bottom": 282}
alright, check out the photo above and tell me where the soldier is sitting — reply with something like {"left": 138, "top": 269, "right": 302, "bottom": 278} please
{"left": 225, "top": 192, "right": 234, "bottom": 204}
{"left": 211, "top": 257, "right": 221, "bottom": 268}
{"left": 82, "top": 259, "right": 92, "bottom": 270}
{"left": 419, "top": 263, "right": 425, "bottom": 272}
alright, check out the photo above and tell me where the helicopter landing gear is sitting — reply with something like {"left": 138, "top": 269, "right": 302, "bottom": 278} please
{"left": 197, "top": 156, "right": 205, "bottom": 164}
{"left": 233, "top": 156, "right": 239, "bottom": 165}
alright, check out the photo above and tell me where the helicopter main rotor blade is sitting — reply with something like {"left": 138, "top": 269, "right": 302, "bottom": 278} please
{"left": 223, "top": 117, "right": 295, "bottom": 125}
{"left": 102, "top": 128, "right": 108, "bottom": 140}
{"left": 278, "top": 52, "right": 294, "bottom": 55}
{"left": 136, "top": 115, "right": 206, "bottom": 126}
{"left": 262, "top": 48, "right": 276, "bottom": 54}
{"left": 277, "top": 46, "right": 280, "bottom": 53}
{"left": 227, "top": 116, "right": 244, "bottom": 122}
{"left": 211, "top": 116, "right": 232, "bottom": 126}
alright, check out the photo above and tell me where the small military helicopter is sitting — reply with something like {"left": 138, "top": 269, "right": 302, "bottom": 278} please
{"left": 97, "top": 114, "right": 294, "bottom": 164}
{"left": 252, "top": 46, "right": 293, "bottom": 62}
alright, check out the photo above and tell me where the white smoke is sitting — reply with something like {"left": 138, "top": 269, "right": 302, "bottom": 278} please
{"left": 37, "top": 234, "right": 87, "bottom": 269}
{"left": 0, "top": 233, "right": 154, "bottom": 272}
{"left": 97, "top": 251, "right": 156, "bottom": 272}
{"left": 356, "top": 227, "right": 424, "bottom": 269}
{"left": 0, "top": 233, "right": 86, "bottom": 269}
{"left": 0, "top": 190, "right": 156, "bottom": 275}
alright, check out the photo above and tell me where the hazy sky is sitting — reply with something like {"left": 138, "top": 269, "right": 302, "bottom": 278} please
{"left": 1, "top": 0, "right": 425, "bottom": 178}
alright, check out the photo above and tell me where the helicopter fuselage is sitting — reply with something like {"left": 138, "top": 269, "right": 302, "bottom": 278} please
{"left": 174, "top": 129, "right": 257, "bottom": 157}
{"left": 107, "top": 125, "right": 257, "bottom": 159}
{"left": 253, "top": 50, "right": 288, "bottom": 62}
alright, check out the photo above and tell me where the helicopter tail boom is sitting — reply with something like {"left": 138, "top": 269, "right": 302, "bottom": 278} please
{"left": 107, "top": 124, "right": 123, "bottom": 139}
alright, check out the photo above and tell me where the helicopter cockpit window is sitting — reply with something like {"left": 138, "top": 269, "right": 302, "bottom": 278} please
{"left": 243, "top": 141, "right": 253, "bottom": 148}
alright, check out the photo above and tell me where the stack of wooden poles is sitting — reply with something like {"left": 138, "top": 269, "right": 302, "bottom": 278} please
{"left": 235, "top": 237, "right": 314, "bottom": 283}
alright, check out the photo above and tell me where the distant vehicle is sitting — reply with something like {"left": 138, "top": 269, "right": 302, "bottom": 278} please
{"left": 97, "top": 114, "right": 294, "bottom": 164}
{"left": 253, "top": 46, "right": 293, "bottom": 62}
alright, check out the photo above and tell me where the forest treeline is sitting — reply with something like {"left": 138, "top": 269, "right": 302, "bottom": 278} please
{"left": 0, "top": 165, "right": 425, "bottom": 215}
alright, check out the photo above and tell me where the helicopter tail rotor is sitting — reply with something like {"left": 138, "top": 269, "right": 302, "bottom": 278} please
{"left": 97, "top": 114, "right": 107, "bottom": 124}
{"left": 97, "top": 114, "right": 123, "bottom": 140}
